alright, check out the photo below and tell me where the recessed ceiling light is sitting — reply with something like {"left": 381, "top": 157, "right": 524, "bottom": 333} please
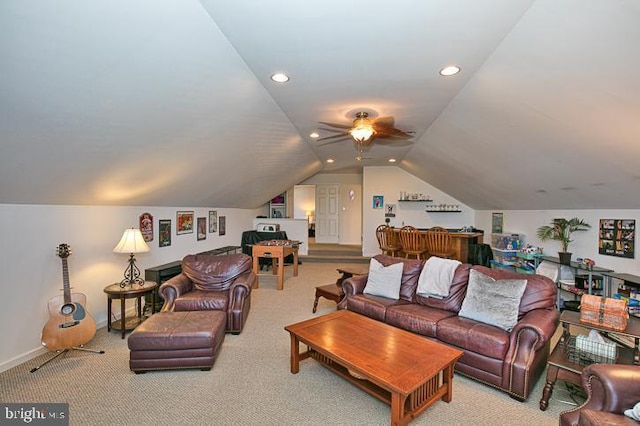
{"left": 326, "top": 158, "right": 335, "bottom": 163}
{"left": 270, "top": 73, "right": 290, "bottom": 83}
{"left": 388, "top": 158, "right": 397, "bottom": 163}
{"left": 439, "top": 65, "right": 461, "bottom": 76}
{"left": 309, "top": 132, "right": 319, "bottom": 138}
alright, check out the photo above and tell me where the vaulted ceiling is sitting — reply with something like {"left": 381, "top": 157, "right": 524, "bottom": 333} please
{"left": 1, "top": 1, "right": 639, "bottom": 210}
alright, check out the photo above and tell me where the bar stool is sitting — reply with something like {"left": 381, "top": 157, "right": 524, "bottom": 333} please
{"left": 376, "top": 224, "right": 402, "bottom": 257}
{"left": 425, "top": 226, "right": 456, "bottom": 259}
{"left": 398, "top": 225, "right": 429, "bottom": 259}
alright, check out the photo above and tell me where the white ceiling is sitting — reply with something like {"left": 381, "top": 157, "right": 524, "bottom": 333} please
{"left": 1, "top": 0, "right": 639, "bottom": 210}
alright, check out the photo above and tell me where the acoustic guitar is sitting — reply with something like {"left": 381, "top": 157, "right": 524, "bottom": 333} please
{"left": 41, "top": 244, "right": 96, "bottom": 351}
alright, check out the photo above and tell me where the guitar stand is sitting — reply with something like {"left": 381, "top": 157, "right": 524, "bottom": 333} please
{"left": 30, "top": 345, "right": 105, "bottom": 373}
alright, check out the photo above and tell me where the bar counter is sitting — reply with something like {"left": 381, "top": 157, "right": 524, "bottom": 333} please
{"left": 391, "top": 228, "right": 484, "bottom": 263}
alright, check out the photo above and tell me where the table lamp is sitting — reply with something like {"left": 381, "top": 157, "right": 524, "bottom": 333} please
{"left": 113, "top": 228, "right": 150, "bottom": 287}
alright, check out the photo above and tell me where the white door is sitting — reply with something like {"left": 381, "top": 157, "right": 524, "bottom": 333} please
{"left": 315, "top": 184, "right": 339, "bottom": 243}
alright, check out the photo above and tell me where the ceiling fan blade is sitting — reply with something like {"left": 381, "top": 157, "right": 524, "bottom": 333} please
{"left": 317, "top": 136, "right": 352, "bottom": 145}
{"left": 318, "top": 121, "right": 352, "bottom": 130}
{"left": 374, "top": 127, "right": 414, "bottom": 138}
{"left": 373, "top": 116, "right": 395, "bottom": 127}
{"left": 374, "top": 139, "right": 413, "bottom": 147}
{"left": 316, "top": 133, "right": 350, "bottom": 142}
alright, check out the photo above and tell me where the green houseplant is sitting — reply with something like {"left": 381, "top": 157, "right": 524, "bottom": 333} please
{"left": 536, "top": 217, "right": 591, "bottom": 264}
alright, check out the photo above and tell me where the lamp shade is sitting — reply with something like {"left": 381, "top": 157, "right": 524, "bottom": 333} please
{"left": 113, "top": 228, "right": 150, "bottom": 254}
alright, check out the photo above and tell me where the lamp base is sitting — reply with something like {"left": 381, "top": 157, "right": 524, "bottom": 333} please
{"left": 119, "top": 254, "right": 145, "bottom": 288}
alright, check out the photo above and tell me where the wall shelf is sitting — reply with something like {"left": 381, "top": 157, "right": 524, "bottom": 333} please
{"left": 425, "top": 210, "right": 462, "bottom": 213}
{"left": 398, "top": 199, "right": 433, "bottom": 202}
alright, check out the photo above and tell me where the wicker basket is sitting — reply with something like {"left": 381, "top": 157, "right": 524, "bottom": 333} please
{"left": 580, "top": 294, "right": 629, "bottom": 331}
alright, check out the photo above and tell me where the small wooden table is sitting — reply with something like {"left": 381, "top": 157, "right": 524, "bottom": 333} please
{"left": 539, "top": 310, "right": 640, "bottom": 410}
{"left": 312, "top": 266, "right": 368, "bottom": 313}
{"left": 251, "top": 240, "right": 299, "bottom": 290}
{"left": 104, "top": 281, "right": 157, "bottom": 339}
{"left": 285, "top": 310, "right": 463, "bottom": 425}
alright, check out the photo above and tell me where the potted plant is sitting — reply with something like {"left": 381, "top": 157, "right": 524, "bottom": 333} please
{"left": 536, "top": 217, "right": 591, "bottom": 264}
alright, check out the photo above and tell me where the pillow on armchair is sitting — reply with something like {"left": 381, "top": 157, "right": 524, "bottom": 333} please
{"left": 459, "top": 269, "right": 527, "bottom": 331}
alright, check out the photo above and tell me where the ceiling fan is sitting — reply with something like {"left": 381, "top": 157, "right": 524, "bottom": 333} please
{"left": 316, "top": 112, "right": 414, "bottom": 146}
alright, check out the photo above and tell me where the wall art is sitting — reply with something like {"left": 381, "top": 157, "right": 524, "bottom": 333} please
{"left": 139, "top": 212, "right": 153, "bottom": 242}
{"left": 197, "top": 217, "right": 206, "bottom": 241}
{"left": 159, "top": 219, "right": 171, "bottom": 247}
{"left": 209, "top": 210, "right": 217, "bottom": 233}
{"left": 176, "top": 211, "right": 194, "bottom": 235}
{"left": 599, "top": 219, "right": 635, "bottom": 258}
{"left": 219, "top": 216, "right": 226, "bottom": 236}
{"left": 373, "top": 195, "right": 384, "bottom": 209}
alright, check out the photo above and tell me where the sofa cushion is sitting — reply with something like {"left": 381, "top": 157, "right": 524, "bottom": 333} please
{"left": 436, "top": 316, "right": 510, "bottom": 360}
{"left": 471, "top": 266, "right": 557, "bottom": 317}
{"left": 386, "top": 304, "right": 456, "bottom": 338}
{"left": 415, "top": 264, "right": 471, "bottom": 312}
{"left": 346, "top": 294, "right": 408, "bottom": 322}
{"left": 363, "top": 258, "right": 404, "bottom": 299}
{"left": 458, "top": 269, "right": 527, "bottom": 332}
{"left": 372, "top": 255, "right": 424, "bottom": 302}
{"left": 182, "top": 253, "right": 252, "bottom": 291}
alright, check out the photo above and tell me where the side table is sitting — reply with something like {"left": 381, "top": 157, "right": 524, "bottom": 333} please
{"left": 104, "top": 281, "right": 157, "bottom": 339}
{"left": 312, "top": 266, "right": 368, "bottom": 313}
{"left": 539, "top": 309, "right": 640, "bottom": 410}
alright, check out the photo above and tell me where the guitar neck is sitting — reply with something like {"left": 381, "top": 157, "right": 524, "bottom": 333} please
{"left": 61, "top": 258, "right": 72, "bottom": 305}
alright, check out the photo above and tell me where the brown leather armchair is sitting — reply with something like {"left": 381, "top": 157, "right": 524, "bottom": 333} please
{"left": 560, "top": 364, "right": 640, "bottom": 426}
{"left": 159, "top": 253, "right": 255, "bottom": 334}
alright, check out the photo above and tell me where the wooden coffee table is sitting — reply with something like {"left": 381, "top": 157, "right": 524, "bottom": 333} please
{"left": 285, "top": 310, "right": 463, "bottom": 425}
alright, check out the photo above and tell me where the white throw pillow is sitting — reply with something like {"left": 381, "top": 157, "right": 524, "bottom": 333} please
{"left": 458, "top": 269, "right": 527, "bottom": 332}
{"left": 363, "top": 258, "right": 404, "bottom": 300}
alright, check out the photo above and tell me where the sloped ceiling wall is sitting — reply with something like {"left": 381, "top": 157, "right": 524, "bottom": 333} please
{"left": 1, "top": 1, "right": 639, "bottom": 210}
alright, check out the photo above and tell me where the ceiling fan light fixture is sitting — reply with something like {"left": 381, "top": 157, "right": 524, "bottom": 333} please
{"left": 349, "top": 112, "right": 375, "bottom": 142}
{"left": 439, "top": 65, "right": 461, "bottom": 76}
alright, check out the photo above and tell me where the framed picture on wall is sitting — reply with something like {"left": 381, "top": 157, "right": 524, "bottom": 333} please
{"left": 599, "top": 219, "right": 635, "bottom": 258}
{"left": 373, "top": 195, "right": 384, "bottom": 209}
{"left": 139, "top": 212, "right": 153, "bottom": 242}
{"left": 197, "top": 217, "right": 206, "bottom": 241}
{"left": 209, "top": 210, "right": 217, "bottom": 233}
{"left": 159, "top": 220, "right": 171, "bottom": 247}
{"left": 492, "top": 212, "right": 504, "bottom": 233}
{"left": 176, "top": 211, "right": 194, "bottom": 235}
{"left": 219, "top": 216, "right": 226, "bottom": 236}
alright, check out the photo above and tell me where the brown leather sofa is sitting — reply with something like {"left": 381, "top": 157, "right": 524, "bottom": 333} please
{"left": 340, "top": 254, "right": 559, "bottom": 401}
{"left": 159, "top": 253, "right": 255, "bottom": 334}
{"left": 560, "top": 364, "right": 640, "bottom": 426}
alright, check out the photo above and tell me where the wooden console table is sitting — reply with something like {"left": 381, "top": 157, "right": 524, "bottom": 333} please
{"left": 251, "top": 241, "right": 299, "bottom": 290}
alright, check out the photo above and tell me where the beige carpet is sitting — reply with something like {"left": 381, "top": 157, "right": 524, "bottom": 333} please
{"left": 1, "top": 262, "right": 578, "bottom": 425}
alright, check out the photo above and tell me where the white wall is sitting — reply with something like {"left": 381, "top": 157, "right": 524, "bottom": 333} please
{"left": 0, "top": 204, "right": 258, "bottom": 372}
{"left": 475, "top": 210, "right": 640, "bottom": 275}
{"left": 362, "top": 167, "right": 475, "bottom": 256}
{"left": 293, "top": 185, "right": 315, "bottom": 221}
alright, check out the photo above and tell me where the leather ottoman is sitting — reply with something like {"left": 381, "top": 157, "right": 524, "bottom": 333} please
{"left": 128, "top": 310, "right": 226, "bottom": 373}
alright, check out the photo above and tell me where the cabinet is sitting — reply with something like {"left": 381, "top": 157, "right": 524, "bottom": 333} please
{"left": 539, "top": 309, "right": 640, "bottom": 410}
{"left": 270, "top": 193, "right": 286, "bottom": 218}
